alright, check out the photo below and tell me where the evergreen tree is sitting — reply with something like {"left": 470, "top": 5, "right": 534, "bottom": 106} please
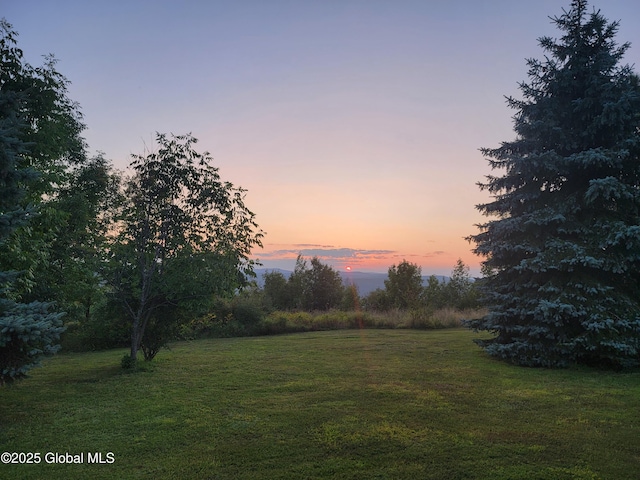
{"left": 468, "top": 1, "right": 640, "bottom": 368}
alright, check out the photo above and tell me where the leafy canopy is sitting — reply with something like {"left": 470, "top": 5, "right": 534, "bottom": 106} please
{"left": 0, "top": 18, "right": 85, "bottom": 383}
{"left": 110, "top": 133, "right": 264, "bottom": 361}
{"left": 385, "top": 260, "right": 422, "bottom": 309}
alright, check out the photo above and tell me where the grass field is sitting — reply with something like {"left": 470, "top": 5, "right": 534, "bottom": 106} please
{"left": 1, "top": 329, "right": 639, "bottom": 479}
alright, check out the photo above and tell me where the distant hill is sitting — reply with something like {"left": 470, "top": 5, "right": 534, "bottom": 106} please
{"left": 253, "top": 268, "right": 449, "bottom": 296}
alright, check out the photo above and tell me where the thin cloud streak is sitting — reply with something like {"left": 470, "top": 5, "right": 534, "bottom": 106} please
{"left": 260, "top": 247, "right": 396, "bottom": 260}
{"left": 256, "top": 244, "right": 452, "bottom": 273}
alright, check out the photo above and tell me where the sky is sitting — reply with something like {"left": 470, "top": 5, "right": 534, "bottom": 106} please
{"left": 6, "top": 0, "right": 640, "bottom": 276}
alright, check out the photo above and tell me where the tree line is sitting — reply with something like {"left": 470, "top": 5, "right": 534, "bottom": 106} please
{"left": 0, "top": 19, "right": 263, "bottom": 382}
{"left": 262, "top": 256, "right": 478, "bottom": 313}
{"left": 171, "top": 256, "right": 482, "bottom": 340}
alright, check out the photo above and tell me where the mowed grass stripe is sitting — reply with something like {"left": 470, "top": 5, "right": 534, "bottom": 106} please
{"left": 1, "top": 329, "right": 638, "bottom": 479}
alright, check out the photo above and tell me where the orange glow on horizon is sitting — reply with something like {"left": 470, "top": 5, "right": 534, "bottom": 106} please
{"left": 253, "top": 242, "right": 483, "bottom": 277}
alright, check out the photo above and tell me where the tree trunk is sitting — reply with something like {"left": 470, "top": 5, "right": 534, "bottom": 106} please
{"left": 130, "top": 319, "right": 140, "bottom": 361}
{"left": 130, "top": 250, "right": 156, "bottom": 361}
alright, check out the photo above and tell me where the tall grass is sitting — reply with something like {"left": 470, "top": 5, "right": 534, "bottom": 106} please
{"left": 256, "top": 308, "right": 486, "bottom": 335}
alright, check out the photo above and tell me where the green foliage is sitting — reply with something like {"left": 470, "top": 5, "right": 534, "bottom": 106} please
{"left": 0, "top": 19, "right": 85, "bottom": 383}
{"left": 263, "top": 256, "right": 344, "bottom": 311}
{"left": 259, "top": 311, "right": 315, "bottom": 334}
{"left": 253, "top": 307, "right": 482, "bottom": 335}
{"left": 7, "top": 155, "right": 123, "bottom": 335}
{"left": 340, "top": 283, "right": 360, "bottom": 311}
{"left": 178, "top": 313, "right": 218, "bottom": 340}
{"left": 385, "top": 260, "right": 423, "bottom": 309}
{"left": 443, "top": 259, "right": 479, "bottom": 310}
{"left": 412, "top": 307, "right": 471, "bottom": 329}
{"left": 262, "top": 270, "right": 293, "bottom": 310}
{"left": 0, "top": 301, "right": 65, "bottom": 384}
{"left": 179, "top": 292, "right": 267, "bottom": 339}
{"left": 421, "top": 275, "right": 446, "bottom": 309}
{"left": 140, "top": 305, "right": 180, "bottom": 361}
{"left": 231, "top": 289, "right": 266, "bottom": 331}
{"left": 120, "top": 354, "right": 137, "bottom": 370}
{"left": 304, "top": 257, "right": 344, "bottom": 310}
{"left": 290, "top": 255, "right": 344, "bottom": 310}
{"left": 258, "top": 310, "right": 370, "bottom": 334}
{"left": 43, "top": 155, "right": 121, "bottom": 320}
{"left": 263, "top": 256, "right": 478, "bottom": 312}
{"left": 0, "top": 16, "right": 89, "bottom": 302}
{"left": 108, "top": 133, "right": 264, "bottom": 361}
{"left": 468, "top": 1, "right": 640, "bottom": 368}
{"left": 1, "top": 21, "right": 272, "bottom": 367}
{"left": 59, "top": 296, "right": 130, "bottom": 352}
{"left": 362, "top": 259, "right": 478, "bottom": 313}
{"left": 362, "top": 288, "right": 391, "bottom": 312}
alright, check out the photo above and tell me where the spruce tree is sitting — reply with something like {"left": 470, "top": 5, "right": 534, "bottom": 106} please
{"left": 468, "top": 1, "right": 640, "bottom": 368}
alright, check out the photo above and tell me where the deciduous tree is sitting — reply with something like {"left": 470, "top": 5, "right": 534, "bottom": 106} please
{"left": 305, "top": 257, "right": 344, "bottom": 310}
{"left": 444, "top": 259, "right": 478, "bottom": 310}
{"left": 286, "top": 256, "right": 343, "bottom": 311}
{"left": 263, "top": 270, "right": 293, "bottom": 310}
{"left": 110, "top": 133, "right": 263, "bottom": 361}
{"left": 385, "top": 260, "right": 423, "bottom": 309}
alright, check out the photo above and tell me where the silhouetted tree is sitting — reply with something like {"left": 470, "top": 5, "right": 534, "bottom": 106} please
{"left": 421, "top": 275, "right": 445, "bottom": 310}
{"left": 443, "top": 259, "right": 478, "bottom": 309}
{"left": 385, "top": 260, "right": 423, "bottom": 309}
{"left": 285, "top": 256, "right": 343, "bottom": 311}
{"left": 305, "top": 257, "right": 344, "bottom": 310}
{"left": 263, "top": 270, "right": 293, "bottom": 310}
{"left": 362, "top": 288, "right": 391, "bottom": 312}
{"left": 341, "top": 284, "right": 360, "bottom": 311}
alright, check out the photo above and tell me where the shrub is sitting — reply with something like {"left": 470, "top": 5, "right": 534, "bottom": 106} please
{"left": 256, "top": 313, "right": 290, "bottom": 335}
{"left": 120, "top": 354, "right": 137, "bottom": 370}
{"left": 60, "top": 300, "right": 130, "bottom": 352}
{"left": 178, "top": 313, "right": 217, "bottom": 340}
{"left": 258, "top": 311, "right": 331, "bottom": 335}
{"left": 408, "top": 308, "right": 437, "bottom": 329}
{"left": 286, "top": 311, "right": 314, "bottom": 330}
{"left": 430, "top": 308, "right": 466, "bottom": 328}
{"left": 232, "top": 295, "right": 265, "bottom": 331}
{"left": 362, "top": 288, "right": 391, "bottom": 312}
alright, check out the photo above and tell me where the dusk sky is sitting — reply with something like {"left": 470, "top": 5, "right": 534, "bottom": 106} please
{"left": 6, "top": 1, "right": 640, "bottom": 275}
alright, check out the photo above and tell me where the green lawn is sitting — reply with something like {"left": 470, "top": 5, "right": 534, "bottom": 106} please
{"left": 1, "top": 329, "right": 639, "bottom": 479}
